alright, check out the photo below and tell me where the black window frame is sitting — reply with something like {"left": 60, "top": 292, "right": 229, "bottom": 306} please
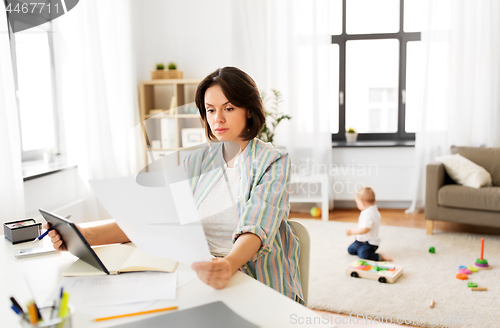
{"left": 332, "top": 0, "right": 421, "bottom": 142}
{"left": 7, "top": 20, "right": 61, "bottom": 161}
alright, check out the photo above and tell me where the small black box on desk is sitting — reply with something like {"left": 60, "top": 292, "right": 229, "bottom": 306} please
{"left": 3, "top": 219, "right": 41, "bottom": 244}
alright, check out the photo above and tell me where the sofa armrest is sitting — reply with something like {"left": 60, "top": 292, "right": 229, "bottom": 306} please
{"left": 425, "top": 162, "right": 446, "bottom": 220}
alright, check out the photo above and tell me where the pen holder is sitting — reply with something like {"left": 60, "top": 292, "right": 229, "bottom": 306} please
{"left": 20, "top": 305, "right": 73, "bottom": 328}
{"left": 4, "top": 219, "right": 41, "bottom": 244}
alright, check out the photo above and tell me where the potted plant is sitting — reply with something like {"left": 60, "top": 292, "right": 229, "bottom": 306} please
{"left": 345, "top": 127, "right": 358, "bottom": 143}
{"left": 257, "top": 89, "right": 291, "bottom": 145}
{"left": 151, "top": 62, "right": 183, "bottom": 80}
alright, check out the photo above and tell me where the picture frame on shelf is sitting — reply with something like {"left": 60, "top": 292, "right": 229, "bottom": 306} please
{"left": 182, "top": 128, "right": 206, "bottom": 148}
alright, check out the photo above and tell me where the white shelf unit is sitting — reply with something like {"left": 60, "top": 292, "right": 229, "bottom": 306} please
{"left": 289, "top": 174, "right": 330, "bottom": 221}
{"left": 139, "top": 79, "right": 203, "bottom": 166}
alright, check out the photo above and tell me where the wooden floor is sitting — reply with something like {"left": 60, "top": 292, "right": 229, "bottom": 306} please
{"left": 292, "top": 207, "right": 500, "bottom": 327}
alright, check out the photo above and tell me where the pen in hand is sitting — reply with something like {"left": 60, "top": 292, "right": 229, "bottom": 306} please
{"left": 32, "top": 215, "right": 71, "bottom": 243}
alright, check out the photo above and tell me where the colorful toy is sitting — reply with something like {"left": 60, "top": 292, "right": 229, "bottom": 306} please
{"left": 429, "top": 247, "right": 435, "bottom": 253}
{"left": 429, "top": 299, "right": 435, "bottom": 308}
{"left": 346, "top": 260, "right": 403, "bottom": 283}
{"left": 458, "top": 268, "right": 472, "bottom": 275}
{"left": 475, "top": 238, "right": 490, "bottom": 269}
{"left": 471, "top": 287, "right": 487, "bottom": 291}
{"left": 310, "top": 207, "right": 321, "bottom": 218}
{"left": 454, "top": 239, "right": 492, "bottom": 289}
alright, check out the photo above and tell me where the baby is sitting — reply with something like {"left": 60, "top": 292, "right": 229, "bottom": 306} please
{"left": 346, "top": 187, "right": 392, "bottom": 261}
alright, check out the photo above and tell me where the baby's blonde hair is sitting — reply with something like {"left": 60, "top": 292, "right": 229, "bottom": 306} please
{"left": 356, "top": 187, "right": 376, "bottom": 204}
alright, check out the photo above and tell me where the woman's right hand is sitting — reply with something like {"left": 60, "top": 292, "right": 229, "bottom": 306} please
{"left": 43, "top": 223, "right": 69, "bottom": 251}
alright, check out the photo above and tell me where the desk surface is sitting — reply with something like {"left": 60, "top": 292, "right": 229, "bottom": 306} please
{"left": 1, "top": 236, "right": 335, "bottom": 328}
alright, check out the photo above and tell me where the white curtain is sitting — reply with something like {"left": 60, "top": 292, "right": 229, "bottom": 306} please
{"left": 407, "top": 0, "right": 500, "bottom": 213}
{"left": 232, "top": 0, "right": 333, "bottom": 207}
{"left": 53, "top": 0, "right": 143, "bottom": 183}
{"left": 0, "top": 13, "right": 25, "bottom": 224}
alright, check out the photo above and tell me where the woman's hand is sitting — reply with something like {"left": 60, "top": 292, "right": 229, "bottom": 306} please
{"left": 191, "top": 233, "right": 261, "bottom": 290}
{"left": 345, "top": 229, "right": 352, "bottom": 236}
{"left": 191, "top": 258, "right": 233, "bottom": 289}
{"left": 43, "top": 222, "right": 73, "bottom": 251}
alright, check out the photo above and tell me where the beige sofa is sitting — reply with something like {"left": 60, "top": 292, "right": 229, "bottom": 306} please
{"left": 425, "top": 146, "right": 500, "bottom": 234}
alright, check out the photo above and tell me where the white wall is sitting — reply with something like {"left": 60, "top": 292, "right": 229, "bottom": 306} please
{"left": 131, "top": 0, "right": 234, "bottom": 82}
{"left": 23, "top": 168, "right": 103, "bottom": 223}
{"left": 331, "top": 147, "right": 416, "bottom": 207}
{"left": 131, "top": 0, "right": 268, "bottom": 87}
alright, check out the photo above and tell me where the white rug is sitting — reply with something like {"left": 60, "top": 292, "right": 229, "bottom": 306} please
{"left": 294, "top": 219, "right": 500, "bottom": 328}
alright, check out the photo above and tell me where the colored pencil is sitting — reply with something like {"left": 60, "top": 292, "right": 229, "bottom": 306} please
{"left": 94, "top": 306, "right": 178, "bottom": 322}
{"left": 27, "top": 302, "right": 38, "bottom": 324}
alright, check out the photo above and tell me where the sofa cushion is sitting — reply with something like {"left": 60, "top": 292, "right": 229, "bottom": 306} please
{"left": 436, "top": 154, "right": 492, "bottom": 188}
{"left": 438, "top": 185, "right": 500, "bottom": 212}
{"left": 451, "top": 146, "right": 500, "bottom": 186}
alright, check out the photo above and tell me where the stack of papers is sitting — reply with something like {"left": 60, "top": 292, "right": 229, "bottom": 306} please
{"left": 48, "top": 271, "right": 196, "bottom": 319}
{"left": 59, "top": 272, "right": 177, "bottom": 308}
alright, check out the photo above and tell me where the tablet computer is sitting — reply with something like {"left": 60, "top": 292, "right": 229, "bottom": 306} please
{"left": 39, "top": 209, "right": 109, "bottom": 275}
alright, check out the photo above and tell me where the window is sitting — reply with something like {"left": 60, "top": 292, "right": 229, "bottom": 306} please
{"left": 330, "top": 0, "right": 421, "bottom": 141}
{"left": 8, "top": 22, "right": 60, "bottom": 161}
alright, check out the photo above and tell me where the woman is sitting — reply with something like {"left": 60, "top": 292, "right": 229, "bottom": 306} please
{"left": 47, "top": 67, "right": 304, "bottom": 305}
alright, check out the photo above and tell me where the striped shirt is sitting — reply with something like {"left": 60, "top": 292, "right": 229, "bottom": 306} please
{"left": 183, "top": 138, "right": 304, "bottom": 305}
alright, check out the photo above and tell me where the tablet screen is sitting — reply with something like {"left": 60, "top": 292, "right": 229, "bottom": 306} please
{"left": 39, "top": 209, "right": 109, "bottom": 274}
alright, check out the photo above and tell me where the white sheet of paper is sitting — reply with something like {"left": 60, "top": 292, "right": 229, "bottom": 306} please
{"left": 170, "top": 180, "right": 201, "bottom": 225}
{"left": 177, "top": 271, "right": 197, "bottom": 289}
{"left": 165, "top": 163, "right": 204, "bottom": 226}
{"left": 58, "top": 272, "right": 177, "bottom": 308}
{"left": 90, "top": 174, "right": 212, "bottom": 264}
{"left": 78, "top": 301, "right": 155, "bottom": 319}
{"left": 70, "top": 272, "right": 196, "bottom": 318}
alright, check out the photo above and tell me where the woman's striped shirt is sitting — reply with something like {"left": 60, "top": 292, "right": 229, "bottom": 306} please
{"left": 183, "top": 138, "right": 304, "bottom": 305}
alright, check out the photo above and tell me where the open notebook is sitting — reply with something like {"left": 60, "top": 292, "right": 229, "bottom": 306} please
{"left": 63, "top": 243, "right": 178, "bottom": 277}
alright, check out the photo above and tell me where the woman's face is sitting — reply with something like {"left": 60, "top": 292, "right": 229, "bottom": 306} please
{"left": 204, "top": 84, "right": 250, "bottom": 142}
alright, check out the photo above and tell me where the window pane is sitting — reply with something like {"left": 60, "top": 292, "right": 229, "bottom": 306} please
{"left": 346, "top": 0, "right": 399, "bottom": 34}
{"left": 405, "top": 41, "right": 423, "bottom": 133}
{"left": 329, "top": 0, "right": 342, "bottom": 35}
{"left": 330, "top": 44, "right": 339, "bottom": 133}
{"left": 346, "top": 39, "right": 399, "bottom": 133}
{"left": 15, "top": 30, "right": 56, "bottom": 152}
{"left": 404, "top": 0, "right": 423, "bottom": 32}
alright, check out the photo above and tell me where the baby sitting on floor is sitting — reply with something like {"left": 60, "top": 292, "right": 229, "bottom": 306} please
{"left": 346, "top": 187, "right": 392, "bottom": 262}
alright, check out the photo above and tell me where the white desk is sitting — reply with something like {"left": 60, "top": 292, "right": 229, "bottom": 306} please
{"left": 1, "top": 237, "right": 335, "bottom": 328}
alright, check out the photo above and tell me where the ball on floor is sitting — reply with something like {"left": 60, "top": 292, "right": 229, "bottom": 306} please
{"left": 310, "top": 207, "right": 321, "bottom": 218}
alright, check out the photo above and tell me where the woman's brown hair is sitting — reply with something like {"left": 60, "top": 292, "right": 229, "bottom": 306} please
{"left": 195, "top": 67, "right": 266, "bottom": 141}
